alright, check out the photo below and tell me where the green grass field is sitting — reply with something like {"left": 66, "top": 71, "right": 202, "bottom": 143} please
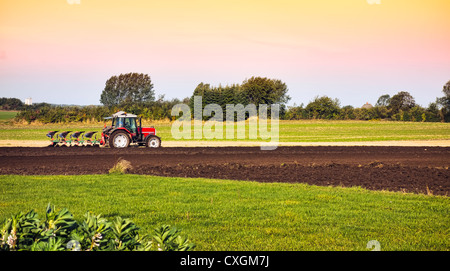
{"left": 0, "top": 174, "right": 448, "bottom": 251}
{"left": 0, "top": 120, "right": 449, "bottom": 142}
{"left": 0, "top": 111, "right": 18, "bottom": 121}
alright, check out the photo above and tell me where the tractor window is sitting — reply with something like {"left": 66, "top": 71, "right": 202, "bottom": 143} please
{"left": 124, "top": 117, "right": 137, "bottom": 134}
{"left": 115, "top": 117, "right": 124, "bottom": 128}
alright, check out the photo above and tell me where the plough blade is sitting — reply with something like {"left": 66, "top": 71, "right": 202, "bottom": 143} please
{"left": 82, "top": 131, "right": 101, "bottom": 147}
{"left": 46, "top": 131, "right": 59, "bottom": 147}
{"left": 46, "top": 131, "right": 100, "bottom": 147}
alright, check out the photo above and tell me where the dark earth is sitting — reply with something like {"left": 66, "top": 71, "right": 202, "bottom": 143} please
{"left": 0, "top": 146, "right": 449, "bottom": 196}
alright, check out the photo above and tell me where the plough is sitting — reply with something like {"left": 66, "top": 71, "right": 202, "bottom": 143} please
{"left": 46, "top": 131, "right": 101, "bottom": 147}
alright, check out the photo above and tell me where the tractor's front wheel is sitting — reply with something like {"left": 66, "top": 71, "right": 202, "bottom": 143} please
{"left": 109, "top": 131, "right": 130, "bottom": 148}
{"left": 146, "top": 136, "right": 161, "bottom": 148}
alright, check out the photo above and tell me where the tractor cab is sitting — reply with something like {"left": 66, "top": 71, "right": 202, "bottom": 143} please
{"left": 112, "top": 115, "right": 138, "bottom": 136}
{"left": 101, "top": 111, "right": 161, "bottom": 148}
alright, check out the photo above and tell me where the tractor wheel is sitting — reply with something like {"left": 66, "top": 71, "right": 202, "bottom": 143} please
{"left": 109, "top": 131, "right": 130, "bottom": 148}
{"left": 146, "top": 136, "right": 161, "bottom": 148}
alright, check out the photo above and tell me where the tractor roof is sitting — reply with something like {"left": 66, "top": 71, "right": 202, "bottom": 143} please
{"left": 104, "top": 111, "right": 137, "bottom": 119}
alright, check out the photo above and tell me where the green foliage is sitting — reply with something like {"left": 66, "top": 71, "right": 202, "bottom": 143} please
{"left": 69, "top": 212, "right": 111, "bottom": 251}
{"left": 388, "top": 91, "right": 416, "bottom": 114}
{"left": 152, "top": 225, "right": 196, "bottom": 251}
{"left": 0, "top": 97, "right": 24, "bottom": 110}
{"left": 0, "top": 204, "right": 195, "bottom": 251}
{"left": 285, "top": 92, "right": 443, "bottom": 122}
{"left": 110, "top": 216, "right": 141, "bottom": 250}
{"left": 100, "top": 73, "right": 155, "bottom": 107}
{"left": 305, "top": 96, "right": 341, "bottom": 120}
{"left": 241, "top": 76, "right": 290, "bottom": 106}
{"left": 375, "top": 94, "right": 391, "bottom": 107}
{"left": 189, "top": 77, "right": 290, "bottom": 120}
{"left": 15, "top": 105, "right": 111, "bottom": 124}
{"left": 438, "top": 80, "right": 450, "bottom": 122}
{"left": 14, "top": 98, "right": 189, "bottom": 124}
{"left": 0, "top": 204, "right": 76, "bottom": 251}
{"left": 10, "top": 80, "right": 450, "bottom": 123}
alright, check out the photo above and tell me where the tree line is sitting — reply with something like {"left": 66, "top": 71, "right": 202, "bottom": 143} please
{"left": 6, "top": 72, "right": 450, "bottom": 123}
{"left": 188, "top": 76, "right": 290, "bottom": 120}
{"left": 0, "top": 97, "right": 26, "bottom": 111}
{"left": 191, "top": 78, "right": 449, "bottom": 122}
{"left": 285, "top": 91, "right": 447, "bottom": 122}
{"left": 13, "top": 97, "right": 187, "bottom": 124}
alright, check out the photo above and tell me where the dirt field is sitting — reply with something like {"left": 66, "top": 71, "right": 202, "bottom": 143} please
{"left": 0, "top": 146, "right": 449, "bottom": 196}
{"left": 1, "top": 139, "right": 450, "bottom": 147}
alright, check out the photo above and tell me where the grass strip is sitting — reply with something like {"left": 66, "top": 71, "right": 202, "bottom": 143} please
{"left": 0, "top": 174, "right": 448, "bottom": 251}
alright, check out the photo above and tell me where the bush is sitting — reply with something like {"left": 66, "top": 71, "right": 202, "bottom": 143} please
{"left": 305, "top": 96, "right": 341, "bottom": 120}
{"left": 0, "top": 97, "right": 24, "bottom": 110}
{"left": 0, "top": 204, "right": 195, "bottom": 251}
{"left": 109, "top": 158, "right": 133, "bottom": 174}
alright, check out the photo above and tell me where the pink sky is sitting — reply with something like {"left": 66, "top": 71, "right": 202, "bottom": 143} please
{"left": 1, "top": 0, "right": 449, "bottom": 106}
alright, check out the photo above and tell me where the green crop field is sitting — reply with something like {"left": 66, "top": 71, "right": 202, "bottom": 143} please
{"left": 0, "top": 174, "right": 448, "bottom": 251}
{"left": 0, "top": 120, "right": 449, "bottom": 142}
{"left": 0, "top": 111, "right": 18, "bottom": 121}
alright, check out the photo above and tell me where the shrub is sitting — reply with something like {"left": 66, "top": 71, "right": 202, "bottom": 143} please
{"left": 0, "top": 204, "right": 195, "bottom": 251}
{"left": 109, "top": 158, "right": 133, "bottom": 174}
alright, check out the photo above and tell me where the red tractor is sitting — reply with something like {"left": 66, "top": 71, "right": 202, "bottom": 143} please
{"left": 101, "top": 111, "right": 161, "bottom": 148}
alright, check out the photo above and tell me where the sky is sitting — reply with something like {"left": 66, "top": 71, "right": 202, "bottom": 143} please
{"left": 0, "top": 0, "right": 449, "bottom": 107}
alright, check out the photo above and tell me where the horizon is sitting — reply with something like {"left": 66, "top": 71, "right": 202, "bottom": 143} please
{"left": 1, "top": 0, "right": 449, "bottom": 108}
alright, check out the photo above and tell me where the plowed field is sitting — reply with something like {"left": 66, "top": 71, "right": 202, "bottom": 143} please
{"left": 0, "top": 146, "right": 449, "bottom": 195}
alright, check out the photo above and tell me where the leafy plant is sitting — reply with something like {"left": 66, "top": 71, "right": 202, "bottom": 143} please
{"left": 0, "top": 210, "right": 40, "bottom": 251}
{"left": 110, "top": 216, "right": 140, "bottom": 250}
{"left": 152, "top": 225, "right": 196, "bottom": 251}
{"left": 0, "top": 204, "right": 195, "bottom": 251}
{"left": 69, "top": 212, "right": 111, "bottom": 251}
{"left": 42, "top": 204, "right": 77, "bottom": 238}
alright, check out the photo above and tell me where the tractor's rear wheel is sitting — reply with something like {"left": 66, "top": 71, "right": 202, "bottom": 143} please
{"left": 109, "top": 131, "right": 130, "bottom": 148}
{"left": 146, "top": 136, "right": 161, "bottom": 148}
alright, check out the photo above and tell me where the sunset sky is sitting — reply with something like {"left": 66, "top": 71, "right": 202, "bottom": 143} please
{"left": 1, "top": 0, "right": 449, "bottom": 107}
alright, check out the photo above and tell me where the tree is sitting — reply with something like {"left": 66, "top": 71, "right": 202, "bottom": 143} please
{"left": 388, "top": 91, "right": 415, "bottom": 114}
{"left": 340, "top": 105, "right": 356, "bottom": 120}
{"left": 305, "top": 96, "right": 341, "bottom": 119}
{"left": 375, "top": 94, "right": 391, "bottom": 107}
{"left": 437, "top": 81, "right": 450, "bottom": 110}
{"left": 437, "top": 80, "right": 450, "bottom": 121}
{"left": 100, "top": 73, "right": 155, "bottom": 107}
{"left": 426, "top": 102, "right": 441, "bottom": 122}
{"left": 240, "top": 77, "right": 290, "bottom": 106}
{"left": 189, "top": 77, "right": 290, "bottom": 120}
{"left": 443, "top": 80, "right": 450, "bottom": 97}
